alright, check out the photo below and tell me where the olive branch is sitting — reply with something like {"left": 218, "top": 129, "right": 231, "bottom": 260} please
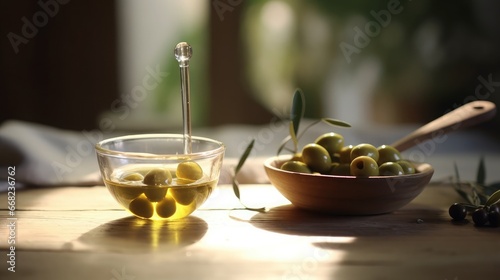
{"left": 452, "top": 156, "right": 500, "bottom": 208}
{"left": 231, "top": 88, "right": 350, "bottom": 211}
{"left": 231, "top": 139, "right": 266, "bottom": 212}
{"left": 276, "top": 89, "right": 351, "bottom": 156}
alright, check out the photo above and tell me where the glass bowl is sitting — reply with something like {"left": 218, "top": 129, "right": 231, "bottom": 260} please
{"left": 95, "top": 134, "right": 225, "bottom": 220}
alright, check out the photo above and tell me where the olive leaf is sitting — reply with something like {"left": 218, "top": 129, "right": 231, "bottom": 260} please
{"left": 453, "top": 183, "right": 472, "bottom": 205}
{"left": 453, "top": 162, "right": 461, "bottom": 183}
{"left": 234, "top": 139, "right": 254, "bottom": 175}
{"left": 287, "top": 89, "right": 304, "bottom": 154}
{"left": 485, "top": 189, "right": 500, "bottom": 207}
{"left": 232, "top": 180, "right": 241, "bottom": 200}
{"left": 476, "top": 156, "right": 485, "bottom": 186}
{"left": 232, "top": 139, "right": 254, "bottom": 201}
{"left": 290, "top": 88, "right": 305, "bottom": 138}
{"left": 471, "top": 185, "right": 482, "bottom": 206}
{"left": 452, "top": 157, "right": 500, "bottom": 207}
{"left": 231, "top": 139, "right": 266, "bottom": 213}
{"left": 321, "top": 118, "right": 351, "bottom": 128}
{"left": 289, "top": 121, "right": 298, "bottom": 153}
{"left": 453, "top": 161, "right": 473, "bottom": 204}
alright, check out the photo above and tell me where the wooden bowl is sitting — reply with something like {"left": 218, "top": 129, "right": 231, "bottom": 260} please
{"left": 264, "top": 156, "right": 434, "bottom": 215}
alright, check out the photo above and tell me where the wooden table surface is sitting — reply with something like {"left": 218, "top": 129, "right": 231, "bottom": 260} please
{"left": 1, "top": 183, "right": 499, "bottom": 280}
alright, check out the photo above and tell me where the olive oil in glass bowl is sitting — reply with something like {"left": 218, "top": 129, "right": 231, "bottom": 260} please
{"left": 95, "top": 134, "right": 225, "bottom": 220}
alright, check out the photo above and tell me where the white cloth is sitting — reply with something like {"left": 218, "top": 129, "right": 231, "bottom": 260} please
{"left": 0, "top": 120, "right": 104, "bottom": 186}
{"left": 0, "top": 120, "right": 270, "bottom": 190}
{"left": 2, "top": 119, "right": 500, "bottom": 191}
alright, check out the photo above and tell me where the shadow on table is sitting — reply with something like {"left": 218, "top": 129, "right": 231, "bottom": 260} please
{"left": 76, "top": 216, "right": 208, "bottom": 253}
{"left": 249, "top": 203, "right": 447, "bottom": 237}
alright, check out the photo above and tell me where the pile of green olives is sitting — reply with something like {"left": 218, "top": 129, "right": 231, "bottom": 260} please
{"left": 280, "top": 132, "right": 416, "bottom": 177}
{"left": 109, "top": 160, "right": 208, "bottom": 219}
{"left": 449, "top": 202, "right": 500, "bottom": 227}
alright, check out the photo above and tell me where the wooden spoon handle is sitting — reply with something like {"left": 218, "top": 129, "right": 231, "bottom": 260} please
{"left": 391, "top": 100, "right": 497, "bottom": 152}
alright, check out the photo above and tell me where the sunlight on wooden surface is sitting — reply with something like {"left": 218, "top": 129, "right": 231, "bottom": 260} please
{"left": 1, "top": 184, "right": 499, "bottom": 279}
